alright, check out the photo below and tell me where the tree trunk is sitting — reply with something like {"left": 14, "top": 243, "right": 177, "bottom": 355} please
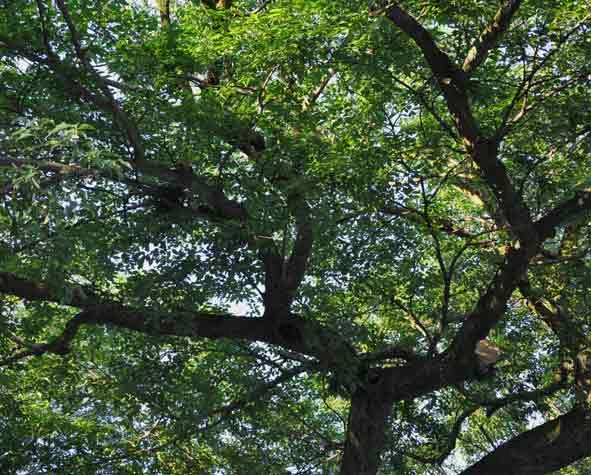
{"left": 340, "top": 384, "right": 393, "bottom": 475}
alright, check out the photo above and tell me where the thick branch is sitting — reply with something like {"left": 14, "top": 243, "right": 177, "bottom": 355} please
{"left": 0, "top": 153, "right": 246, "bottom": 222}
{"left": 471, "top": 138, "right": 536, "bottom": 242}
{"left": 383, "top": 6, "right": 536, "bottom": 243}
{"left": 375, "top": 188, "right": 588, "bottom": 401}
{"left": 462, "top": 0, "right": 524, "bottom": 75}
{"left": 0, "top": 272, "right": 357, "bottom": 367}
{"left": 285, "top": 193, "right": 314, "bottom": 292}
{"left": 340, "top": 380, "right": 393, "bottom": 475}
{"left": 0, "top": 272, "right": 268, "bottom": 345}
{"left": 460, "top": 406, "right": 591, "bottom": 475}
{"left": 155, "top": 0, "right": 171, "bottom": 27}
{"left": 262, "top": 193, "right": 313, "bottom": 319}
{"left": 384, "top": 3, "right": 477, "bottom": 142}
{"left": 449, "top": 245, "right": 534, "bottom": 359}
{"left": 0, "top": 271, "right": 101, "bottom": 308}
{"left": 535, "top": 189, "right": 591, "bottom": 240}
{"left": 365, "top": 249, "right": 535, "bottom": 411}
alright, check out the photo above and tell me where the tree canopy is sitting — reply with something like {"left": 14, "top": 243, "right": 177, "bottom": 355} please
{"left": 1, "top": 0, "right": 590, "bottom": 473}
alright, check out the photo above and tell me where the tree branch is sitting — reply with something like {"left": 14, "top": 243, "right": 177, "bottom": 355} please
{"left": 495, "top": 16, "right": 590, "bottom": 140}
{"left": 0, "top": 312, "right": 90, "bottom": 366}
{"left": 460, "top": 406, "right": 591, "bottom": 475}
{"left": 261, "top": 192, "right": 313, "bottom": 319}
{"left": 0, "top": 271, "right": 101, "bottom": 308}
{"left": 462, "top": 0, "right": 524, "bottom": 75}
{"left": 0, "top": 152, "right": 247, "bottom": 223}
{"left": 155, "top": 0, "right": 171, "bottom": 27}
{"left": 302, "top": 68, "right": 336, "bottom": 112}
{"left": 535, "top": 188, "right": 591, "bottom": 240}
{"left": 0, "top": 272, "right": 360, "bottom": 367}
{"left": 212, "top": 365, "right": 309, "bottom": 421}
{"left": 384, "top": 3, "right": 477, "bottom": 142}
{"left": 285, "top": 193, "right": 314, "bottom": 292}
{"left": 404, "top": 406, "right": 480, "bottom": 465}
{"left": 383, "top": 5, "right": 536, "bottom": 244}
{"left": 449, "top": 245, "right": 533, "bottom": 360}
{"left": 0, "top": 156, "right": 98, "bottom": 178}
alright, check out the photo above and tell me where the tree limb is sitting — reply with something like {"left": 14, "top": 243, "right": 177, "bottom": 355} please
{"left": 462, "top": 0, "right": 524, "bottom": 75}
{"left": 459, "top": 406, "right": 591, "bottom": 475}
{"left": 384, "top": 3, "right": 477, "bottom": 142}
{"left": 0, "top": 272, "right": 360, "bottom": 367}
{"left": 54, "top": 0, "right": 145, "bottom": 162}
{"left": 0, "top": 312, "right": 90, "bottom": 366}
{"left": 383, "top": 5, "right": 536, "bottom": 244}
{"left": 535, "top": 189, "right": 591, "bottom": 240}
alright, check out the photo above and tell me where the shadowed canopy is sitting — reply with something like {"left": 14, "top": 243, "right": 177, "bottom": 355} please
{"left": 0, "top": 0, "right": 590, "bottom": 474}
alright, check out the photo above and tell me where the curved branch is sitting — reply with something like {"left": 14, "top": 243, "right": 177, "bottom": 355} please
{"left": 405, "top": 406, "right": 480, "bottom": 465}
{"left": 460, "top": 406, "right": 591, "bottom": 475}
{"left": 0, "top": 312, "right": 89, "bottom": 366}
{"left": 54, "top": 0, "right": 145, "bottom": 162}
{"left": 382, "top": 5, "right": 536, "bottom": 243}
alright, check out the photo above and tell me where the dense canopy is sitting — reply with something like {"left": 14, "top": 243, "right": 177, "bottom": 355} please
{"left": 1, "top": 0, "right": 590, "bottom": 474}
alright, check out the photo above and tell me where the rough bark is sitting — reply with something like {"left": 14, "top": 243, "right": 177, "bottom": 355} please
{"left": 340, "top": 378, "right": 393, "bottom": 475}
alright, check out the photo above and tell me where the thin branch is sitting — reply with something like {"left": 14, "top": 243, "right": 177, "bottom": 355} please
{"left": 380, "top": 204, "right": 478, "bottom": 239}
{"left": 402, "top": 406, "right": 480, "bottom": 465}
{"left": 0, "top": 155, "right": 98, "bottom": 178}
{"left": 0, "top": 312, "right": 89, "bottom": 366}
{"left": 211, "top": 365, "right": 309, "bottom": 422}
{"left": 302, "top": 68, "right": 337, "bottom": 112}
{"left": 251, "top": 0, "right": 273, "bottom": 14}
{"left": 392, "top": 74, "right": 459, "bottom": 141}
{"left": 391, "top": 296, "right": 433, "bottom": 344}
{"left": 495, "top": 16, "right": 591, "bottom": 139}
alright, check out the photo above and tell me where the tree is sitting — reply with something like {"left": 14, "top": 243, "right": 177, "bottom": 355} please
{"left": 0, "top": 0, "right": 590, "bottom": 473}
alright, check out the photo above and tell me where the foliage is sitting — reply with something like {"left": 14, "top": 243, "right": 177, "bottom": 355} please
{"left": 0, "top": 0, "right": 590, "bottom": 474}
